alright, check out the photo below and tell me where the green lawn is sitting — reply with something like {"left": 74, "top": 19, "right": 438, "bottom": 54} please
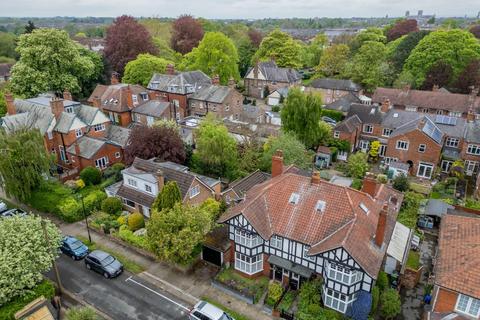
{"left": 76, "top": 235, "right": 145, "bottom": 274}
{"left": 215, "top": 267, "right": 269, "bottom": 303}
{"left": 409, "top": 182, "right": 431, "bottom": 195}
{"left": 406, "top": 251, "right": 421, "bottom": 270}
{"left": 201, "top": 297, "right": 252, "bottom": 320}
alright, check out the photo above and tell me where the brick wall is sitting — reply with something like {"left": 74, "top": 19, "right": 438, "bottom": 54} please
{"left": 183, "top": 179, "right": 215, "bottom": 206}
{"left": 433, "top": 287, "right": 458, "bottom": 313}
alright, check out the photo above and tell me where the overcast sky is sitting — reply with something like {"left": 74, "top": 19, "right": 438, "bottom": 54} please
{"left": 1, "top": 0, "right": 478, "bottom": 19}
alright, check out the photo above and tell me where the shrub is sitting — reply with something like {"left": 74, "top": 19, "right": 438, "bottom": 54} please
{"left": 380, "top": 288, "right": 401, "bottom": 319}
{"left": 57, "top": 197, "right": 82, "bottom": 222}
{"left": 320, "top": 109, "right": 343, "bottom": 122}
{"left": 117, "top": 215, "right": 127, "bottom": 225}
{"left": 271, "top": 105, "right": 281, "bottom": 112}
{"left": 376, "top": 174, "right": 387, "bottom": 184}
{"left": 376, "top": 271, "right": 389, "bottom": 292}
{"left": 371, "top": 286, "right": 380, "bottom": 315}
{"left": 128, "top": 212, "right": 145, "bottom": 231}
{"left": 267, "top": 282, "right": 283, "bottom": 306}
{"left": 392, "top": 173, "right": 410, "bottom": 192}
{"left": 92, "top": 211, "right": 120, "bottom": 232}
{"left": 80, "top": 166, "right": 102, "bottom": 185}
{"left": 351, "top": 178, "right": 363, "bottom": 190}
{"left": 65, "top": 307, "right": 100, "bottom": 320}
{"left": 83, "top": 190, "right": 107, "bottom": 213}
{"left": 76, "top": 179, "right": 86, "bottom": 189}
{"left": 117, "top": 225, "right": 149, "bottom": 250}
{"left": 103, "top": 163, "right": 125, "bottom": 181}
{"left": 101, "top": 197, "right": 123, "bottom": 215}
{"left": 347, "top": 152, "right": 369, "bottom": 179}
{"left": 298, "top": 278, "right": 322, "bottom": 313}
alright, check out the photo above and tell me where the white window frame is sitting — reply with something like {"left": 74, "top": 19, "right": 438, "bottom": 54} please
{"left": 132, "top": 94, "right": 138, "bottom": 104}
{"left": 441, "top": 160, "right": 453, "bottom": 173}
{"left": 363, "top": 124, "right": 373, "bottom": 134}
{"left": 455, "top": 294, "right": 480, "bottom": 318}
{"left": 326, "top": 262, "right": 360, "bottom": 286}
{"left": 235, "top": 228, "right": 260, "bottom": 248}
{"left": 359, "top": 140, "right": 369, "bottom": 152}
{"left": 445, "top": 137, "right": 459, "bottom": 148}
{"left": 467, "top": 144, "right": 480, "bottom": 155}
{"left": 382, "top": 128, "right": 392, "bottom": 137}
{"left": 144, "top": 184, "right": 152, "bottom": 193}
{"left": 270, "top": 235, "right": 282, "bottom": 250}
{"left": 47, "top": 131, "right": 53, "bottom": 140}
{"left": 75, "top": 129, "right": 83, "bottom": 138}
{"left": 405, "top": 106, "right": 417, "bottom": 112}
{"left": 95, "top": 156, "right": 108, "bottom": 169}
{"left": 323, "top": 288, "right": 350, "bottom": 314}
{"left": 234, "top": 252, "right": 263, "bottom": 275}
{"left": 146, "top": 116, "right": 154, "bottom": 126}
{"left": 418, "top": 144, "right": 426, "bottom": 153}
{"left": 334, "top": 131, "right": 340, "bottom": 139}
{"left": 94, "top": 123, "right": 105, "bottom": 132}
{"left": 449, "top": 111, "right": 462, "bottom": 118}
{"left": 417, "top": 162, "right": 434, "bottom": 179}
{"left": 189, "top": 185, "right": 200, "bottom": 198}
{"left": 127, "top": 178, "right": 137, "bottom": 188}
{"left": 396, "top": 140, "right": 409, "bottom": 150}
{"left": 303, "top": 246, "right": 315, "bottom": 262}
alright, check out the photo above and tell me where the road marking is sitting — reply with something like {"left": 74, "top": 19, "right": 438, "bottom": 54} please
{"left": 125, "top": 276, "right": 191, "bottom": 312}
{"left": 142, "top": 272, "right": 199, "bottom": 303}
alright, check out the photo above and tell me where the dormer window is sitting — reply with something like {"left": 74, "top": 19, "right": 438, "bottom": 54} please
{"left": 359, "top": 202, "right": 369, "bottom": 215}
{"left": 315, "top": 200, "right": 326, "bottom": 213}
{"left": 65, "top": 106, "right": 74, "bottom": 113}
{"left": 289, "top": 193, "right": 300, "bottom": 204}
{"left": 140, "top": 92, "right": 148, "bottom": 100}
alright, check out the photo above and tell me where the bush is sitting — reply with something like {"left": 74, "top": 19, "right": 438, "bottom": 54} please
{"left": 65, "top": 307, "right": 100, "bottom": 320}
{"left": 101, "top": 197, "right": 123, "bottom": 215}
{"left": 103, "top": 163, "right": 125, "bottom": 181}
{"left": 91, "top": 211, "right": 120, "bottom": 232}
{"left": 76, "top": 179, "right": 86, "bottom": 189}
{"left": 371, "top": 286, "right": 380, "bottom": 315}
{"left": 351, "top": 178, "right": 363, "bottom": 190}
{"left": 117, "top": 215, "right": 127, "bottom": 225}
{"left": 380, "top": 288, "right": 401, "bottom": 319}
{"left": 376, "top": 271, "right": 389, "bottom": 292}
{"left": 320, "top": 109, "right": 343, "bottom": 122}
{"left": 266, "top": 282, "right": 283, "bottom": 306}
{"left": 117, "top": 225, "right": 149, "bottom": 250}
{"left": 80, "top": 166, "right": 102, "bottom": 185}
{"left": 347, "top": 152, "right": 369, "bottom": 179}
{"left": 377, "top": 174, "right": 387, "bottom": 184}
{"left": 83, "top": 190, "right": 107, "bottom": 213}
{"left": 128, "top": 212, "right": 145, "bottom": 231}
{"left": 58, "top": 197, "right": 82, "bottom": 222}
{"left": 392, "top": 173, "right": 410, "bottom": 192}
{"left": 271, "top": 105, "right": 281, "bottom": 112}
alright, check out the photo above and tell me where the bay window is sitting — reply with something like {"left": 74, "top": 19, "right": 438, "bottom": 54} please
{"left": 235, "top": 252, "right": 263, "bottom": 275}
{"left": 326, "top": 262, "right": 361, "bottom": 285}
{"left": 270, "top": 235, "right": 282, "bottom": 250}
{"left": 323, "top": 288, "right": 349, "bottom": 313}
{"left": 235, "top": 228, "right": 260, "bottom": 248}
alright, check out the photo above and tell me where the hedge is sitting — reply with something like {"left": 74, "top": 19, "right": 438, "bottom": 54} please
{"left": 0, "top": 280, "right": 55, "bottom": 320}
{"left": 116, "top": 225, "right": 149, "bottom": 250}
{"left": 80, "top": 167, "right": 102, "bottom": 185}
{"left": 320, "top": 109, "right": 343, "bottom": 122}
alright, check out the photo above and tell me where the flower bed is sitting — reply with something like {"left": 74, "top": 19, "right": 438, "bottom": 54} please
{"left": 214, "top": 267, "right": 268, "bottom": 304}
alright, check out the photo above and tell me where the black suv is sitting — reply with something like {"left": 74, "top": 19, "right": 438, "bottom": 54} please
{"left": 84, "top": 250, "right": 123, "bottom": 278}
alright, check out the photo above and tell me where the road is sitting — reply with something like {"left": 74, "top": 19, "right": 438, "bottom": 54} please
{"left": 46, "top": 254, "right": 192, "bottom": 320}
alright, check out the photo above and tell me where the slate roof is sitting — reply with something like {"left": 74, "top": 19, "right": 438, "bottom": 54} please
{"left": 66, "top": 136, "right": 105, "bottom": 159}
{"left": 347, "top": 104, "right": 384, "bottom": 124}
{"left": 334, "top": 115, "right": 362, "bottom": 133}
{"left": 190, "top": 85, "right": 234, "bottom": 104}
{"left": 372, "top": 87, "right": 480, "bottom": 114}
{"left": 147, "top": 71, "right": 212, "bottom": 95}
{"left": 464, "top": 121, "right": 480, "bottom": 143}
{"left": 219, "top": 173, "right": 403, "bottom": 278}
{"left": 390, "top": 117, "right": 444, "bottom": 145}
{"left": 88, "top": 84, "right": 148, "bottom": 113}
{"left": 245, "top": 61, "right": 301, "bottom": 83}
{"left": 228, "top": 170, "right": 271, "bottom": 197}
{"left": 324, "top": 92, "right": 361, "bottom": 113}
{"left": 434, "top": 214, "right": 480, "bottom": 299}
{"left": 310, "top": 78, "right": 362, "bottom": 92}
{"left": 132, "top": 101, "right": 171, "bottom": 118}
{"left": 1, "top": 102, "right": 54, "bottom": 134}
{"left": 106, "top": 125, "right": 131, "bottom": 148}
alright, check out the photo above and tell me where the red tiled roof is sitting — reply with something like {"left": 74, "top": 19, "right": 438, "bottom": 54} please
{"left": 219, "top": 174, "right": 402, "bottom": 278}
{"left": 434, "top": 214, "right": 480, "bottom": 299}
{"left": 88, "top": 84, "right": 147, "bottom": 113}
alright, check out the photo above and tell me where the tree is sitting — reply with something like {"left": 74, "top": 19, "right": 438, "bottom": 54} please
{"left": 389, "top": 30, "right": 430, "bottom": 74}
{"left": 9, "top": 28, "right": 96, "bottom": 97}
{"left": 376, "top": 271, "right": 389, "bottom": 291}
{"left": 392, "top": 173, "right": 410, "bottom": 192}
{"left": 393, "top": 70, "right": 416, "bottom": 89}
{"left": 303, "top": 33, "right": 328, "bottom": 68}
{"left": 0, "top": 215, "right": 62, "bottom": 305}
{"left": 470, "top": 25, "right": 480, "bottom": 39}
{"left": 238, "top": 39, "right": 256, "bottom": 77}
{"left": 104, "top": 15, "right": 158, "bottom": 75}
{"left": 170, "top": 15, "right": 204, "bottom": 55}
{"left": 146, "top": 203, "right": 214, "bottom": 264}
{"left": 24, "top": 20, "right": 37, "bottom": 34}
{"left": 77, "top": 47, "right": 105, "bottom": 99}
{"left": 0, "top": 129, "right": 52, "bottom": 201}
{"left": 124, "top": 122, "right": 186, "bottom": 165}
{"left": 281, "top": 88, "right": 325, "bottom": 148}
{"left": 421, "top": 60, "right": 453, "bottom": 90}
{"left": 350, "top": 28, "right": 386, "bottom": 53}
{"left": 380, "top": 289, "right": 401, "bottom": 320}
{"left": 404, "top": 29, "right": 480, "bottom": 88}
{"left": 260, "top": 132, "right": 314, "bottom": 171}
{"left": 101, "top": 197, "right": 123, "bottom": 215}
{"left": 369, "top": 141, "right": 381, "bottom": 160}
{"left": 316, "top": 44, "right": 350, "bottom": 77}
{"left": 253, "top": 29, "right": 303, "bottom": 68}
{"left": 0, "top": 32, "right": 17, "bottom": 60}
{"left": 193, "top": 115, "right": 238, "bottom": 179}
{"left": 347, "top": 153, "right": 369, "bottom": 179}
{"left": 248, "top": 28, "right": 263, "bottom": 47}
{"left": 65, "top": 307, "right": 101, "bottom": 320}
{"left": 152, "top": 181, "right": 182, "bottom": 212}
{"left": 127, "top": 212, "right": 145, "bottom": 231}
{"left": 454, "top": 59, "right": 480, "bottom": 94}
{"left": 387, "top": 19, "right": 419, "bottom": 42}
{"left": 123, "top": 54, "right": 173, "bottom": 86}
{"left": 80, "top": 167, "right": 102, "bottom": 185}
{"left": 181, "top": 32, "right": 240, "bottom": 85}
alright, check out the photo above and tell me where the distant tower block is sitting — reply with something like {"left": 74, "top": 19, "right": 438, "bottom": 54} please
{"left": 405, "top": 10, "right": 410, "bottom": 17}
{"left": 418, "top": 10, "right": 423, "bottom": 17}
{"left": 477, "top": 11, "right": 480, "bottom": 19}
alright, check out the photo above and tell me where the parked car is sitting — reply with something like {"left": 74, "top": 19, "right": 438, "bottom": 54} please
{"left": 61, "top": 236, "right": 89, "bottom": 260}
{"left": 189, "top": 301, "right": 235, "bottom": 320}
{"left": 84, "top": 250, "right": 123, "bottom": 278}
{"left": 417, "top": 215, "right": 434, "bottom": 229}
{"left": 321, "top": 116, "right": 337, "bottom": 126}
{"left": 0, "top": 208, "right": 27, "bottom": 218}
{"left": 0, "top": 201, "right": 8, "bottom": 213}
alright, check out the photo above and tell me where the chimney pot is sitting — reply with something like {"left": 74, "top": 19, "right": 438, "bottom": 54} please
{"left": 381, "top": 98, "right": 391, "bottom": 113}
{"left": 111, "top": 72, "right": 120, "bottom": 85}
{"left": 63, "top": 90, "right": 73, "bottom": 101}
{"left": 375, "top": 202, "right": 388, "bottom": 247}
{"left": 92, "top": 96, "right": 101, "bottom": 108}
{"left": 5, "top": 92, "right": 15, "bottom": 115}
{"left": 228, "top": 77, "right": 236, "bottom": 89}
{"left": 212, "top": 74, "right": 220, "bottom": 86}
{"left": 156, "top": 169, "right": 165, "bottom": 190}
{"left": 166, "top": 64, "right": 175, "bottom": 75}
{"left": 432, "top": 84, "right": 439, "bottom": 92}
{"left": 311, "top": 171, "right": 321, "bottom": 184}
{"left": 271, "top": 149, "right": 284, "bottom": 178}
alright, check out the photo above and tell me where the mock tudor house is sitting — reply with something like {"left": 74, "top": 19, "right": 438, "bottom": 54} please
{"left": 88, "top": 75, "right": 149, "bottom": 127}
{"left": 107, "top": 157, "right": 221, "bottom": 217}
{"left": 218, "top": 151, "right": 403, "bottom": 314}
{"left": 430, "top": 214, "right": 480, "bottom": 319}
{"left": 2, "top": 92, "right": 128, "bottom": 179}
{"left": 147, "top": 65, "right": 212, "bottom": 120}
{"left": 131, "top": 100, "right": 173, "bottom": 126}
{"left": 244, "top": 61, "right": 302, "bottom": 99}
{"left": 307, "top": 78, "right": 362, "bottom": 105}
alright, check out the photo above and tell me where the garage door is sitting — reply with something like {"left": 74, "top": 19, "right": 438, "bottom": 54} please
{"left": 202, "top": 246, "right": 222, "bottom": 266}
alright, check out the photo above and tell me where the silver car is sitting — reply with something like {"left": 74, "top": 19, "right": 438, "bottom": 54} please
{"left": 189, "top": 301, "right": 235, "bottom": 320}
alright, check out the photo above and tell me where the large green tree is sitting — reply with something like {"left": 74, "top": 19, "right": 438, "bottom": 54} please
{"left": 123, "top": 54, "right": 173, "bottom": 86}
{"left": 316, "top": 44, "right": 350, "bottom": 77}
{"left": 404, "top": 29, "right": 480, "bottom": 88}
{"left": 260, "top": 132, "right": 314, "bottom": 171}
{"left": 9, "top": 28, "right": 96, "bottom": 97}
{"left": 281, "top": 88, "right": 325, "bottom": 148}
{"left": 237, "top": 39, "right": 256, "bottom": 77}
{"left": 181, "top": 32, "right": 240, "bottom": 85}
{"left": 389, "top": 30, "right": 430, "bottom": 74}
{"left": 0, "top": 128, "right": 52, "bottom": 201}
{"left": 350, "top": 27, "right": 386, "bottom": 53}
{"left": 77, "top": 47, "right": 105, "bottom": 99}
{"left": 0, "top": 215, "right": 61, "bottom": 305}
{"left": 303, "top": 33, "right": 328, "bottom": 68}
{"left": 0, "top": 32, "right": 17, "bottom": 60}
{"left": 152, "top": 181, "right": 182, "bottom": 213}
{"left": 253, "top": 29, "right": 303, "bottom": 68}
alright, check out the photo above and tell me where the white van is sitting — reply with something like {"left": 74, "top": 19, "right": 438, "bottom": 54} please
{"left": 189, "top": 301, "right": 235, "bottom": 320}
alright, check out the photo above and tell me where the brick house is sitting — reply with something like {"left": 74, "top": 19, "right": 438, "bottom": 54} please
{"left": 244, "top": 61, "right": 301, "bottom": 99}
{"left": 131, "top": 100, "right": 173, "bottom": 126}
{"left": 88, "top": 75, "right": 149, "bottom": 127}
{"left": 461, "top": 122, "right": 480, "bottom": 177}
{"left": 2, "top": 92, "right": 126, "bottom": 179}
{"left": 430, "top": 214, "right": 480, "bottom": 319}
{"left": 107, "top": 157, "right": 221, "bottom": 217}
{"left": 188, "top": 80, "right": 243, "bottom": 119}
{"left": 307, "top": 78, "right": 362, "bottom": 105}
{"left": 218, "top": 152, "right": 403, "bottom": 314}
{"left": 346, "top": 104, "right": 385, "bottom": 153}
{"left": 147, "top": 65, "right": 212, "bottom": 120}
{"left": 332, "top": 115, "right": 362, "bottom": 156}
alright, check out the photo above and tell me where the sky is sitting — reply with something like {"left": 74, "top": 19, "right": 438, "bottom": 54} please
{"left": 1, "top": 0, "right": 478, "bottom": 19}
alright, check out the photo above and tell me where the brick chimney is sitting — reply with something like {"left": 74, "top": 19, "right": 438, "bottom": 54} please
{"left": 311, "top": 171, "right": 321, "bottom": 184}
{"left": 253, "top": 61, "right": 259, "bottom": 80}
{"left": 4, "top": 92, "right": 15, "bottom": 115}
{"left": 111, "top": 72, "right": 120, "bottom": 85}
{"left": 50, "top": 97, "right": 64, "bottom": 120}
{"left": 156, "top": 169, "right": 164, "bottom": 191}
{"left": 402, "top": 84, "right": 411, "bottom": 93}
{"left": 125, "top": 85, "right": 134, "bottom": 108}
{"left": 375, "top": 203, "right": 388, "bottom": 248}
{"left": 212, "top": 74, "right": 220, "bottom": 86}
{"left": 361, "top": 172, "right": 378, "bottom": 197}
{"left": 271, "top": 149, "right": 284, "bottom": 178}
{"left": 166, "top": 64, "right": 175, "bottom": 75}
{"left": 63, "top": 90, "right": 73, "bottom": 101}
{"left": 432, "top": 84, "right": 439, "bottom": 92}
{"left": 74, "top": 139, "right": 81, "bottom": 156}
{"left": 380, "top": 98, "right": 391, "bottom": 113}
{"left": 228, "top": 77, "right": 236, "bottom": 89}
{"left": 92, "top": 96, "right": 101, "bottom": 108}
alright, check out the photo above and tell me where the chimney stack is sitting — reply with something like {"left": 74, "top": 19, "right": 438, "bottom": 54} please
{"left": 271, "top": 149, "right": 284, "bottom": 178}
{"left": 92, "top": 96, "right": 101, "bottom": 108}
{"left": 63, "top": 90, "right": 73, "bottom": 101}
{"left": 361, "top": 172, "right": 378, "bottom": 197}
{"left": 402, "top": 84, "right": 411, "bottom": 93}
{"left": 5, "top": 92, "right": 15, "bottom": 115}
{"left": 311, "top": 171, "right": 321, "bottom": 185}
{"left": 111, "top": 72, "right": 120, "bottom": 85}
{"left": 380, "top": 98, "right": 391, "bottom": 113}
{"left": 156, "top": 169, "right": 165, "bottom": 190}
{"left": 74, "top": 139, "right": 81, "bottom": 156}
{"left": 228, "top": 77, "right": 236, "bottom": 89}
{"left": 125, "top": 85, "right": 134, "bottom": 108}
{"left": 432, "top": 84, "right": 439, "bottom": 92}
{"left": 166, "top": 64, "right": 175, "bottom": 75}
{"left": 50, "top": 97, "right": 64, "bottom": 120}
{"left": 212, "top": 74, "right": 220, "bottom": 86}
{"left": 375, "top": 203, "right": 388, "bottom": 248}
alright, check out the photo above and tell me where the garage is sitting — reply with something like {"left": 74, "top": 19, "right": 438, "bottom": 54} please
{"left": 201, "top": 226, "right": 230, "bottom": 267}
{"left": 202, "top": 246, "right": 222, "bottom": 266}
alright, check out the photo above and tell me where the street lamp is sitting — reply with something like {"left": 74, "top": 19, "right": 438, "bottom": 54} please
{"left": 77, "top": 193, "right": 92, "bottom": 244}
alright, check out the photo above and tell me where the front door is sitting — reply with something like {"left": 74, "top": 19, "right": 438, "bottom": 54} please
{"left": 289, "top": 272, "right": 300, "bottom": 290}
